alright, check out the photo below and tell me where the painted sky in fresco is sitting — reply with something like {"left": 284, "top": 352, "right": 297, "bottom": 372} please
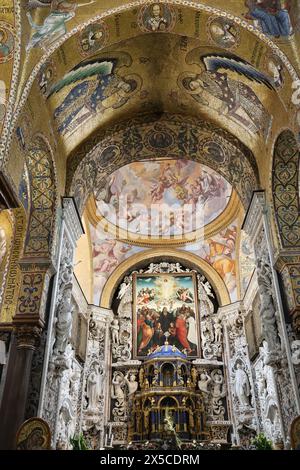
{"left": 95, "top": 160, "right": 232, "bottom": 237}
{"left": 90, "top": 218, "right": 238, "bottom": 305}
{"left": 90, "top": 222, "right": 144, "bottom": 305}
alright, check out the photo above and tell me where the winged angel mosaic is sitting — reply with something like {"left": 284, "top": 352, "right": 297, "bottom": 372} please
{"left": 179, "top": 53, "right": 273, "bottom": 139}
{"left": 47, "top": 57, "right": 141, "bottom": 137}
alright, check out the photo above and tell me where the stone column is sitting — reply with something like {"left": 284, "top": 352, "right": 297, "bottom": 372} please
{"left": 0, "top": 253, "right": 52, "bottom": 449}
{"left": 0, "top": 258, "right": 52, "bottom": 449}
{"left": 243, "top": 191, "right": 300, "bottom": 445}
{"left": 81, "top": 306, "right": 112, "bottom": 449}
{"left": 39, "top": 197, "right": 84, "bottom": 448}
{"left": 220, "top": 303, "right": 258, "bottom": 447}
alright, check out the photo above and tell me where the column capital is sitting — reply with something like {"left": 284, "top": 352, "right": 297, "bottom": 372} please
{"left": 14, "top": 324, "right": 42, "bottom": 350}
{"left": 18, "top": 258, "right": 56, "bottom": 275}
{"left": 13, "top": 262, "right": 53, "bottom": 326}
{"left": 274, "top": 252, "right": 300, "bottom": 272}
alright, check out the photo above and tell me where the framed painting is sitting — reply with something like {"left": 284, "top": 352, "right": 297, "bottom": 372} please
{"left": 16, "top": 417, "right": 51, "bottom": 450}
{"left": 133, "top": 272, "right": 200, "bottom": 358}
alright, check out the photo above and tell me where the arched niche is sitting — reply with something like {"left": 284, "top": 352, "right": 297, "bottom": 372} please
{"left": 69, "top": 114, "right": 259, "bottom": 213}
{"left": 23, "top": 134, "right": 58, "bottom": 259}
{"left": 100, "top": 248, "right": 231, "bottom": 309}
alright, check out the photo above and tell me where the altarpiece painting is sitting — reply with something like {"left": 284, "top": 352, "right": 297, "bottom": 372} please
{"left": 133, "top": 272, "right": 200, "bottom": 358}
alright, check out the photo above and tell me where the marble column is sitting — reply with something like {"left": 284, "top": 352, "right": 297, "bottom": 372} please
{"left": 243, "top": 190, "right": 300, "bottom": 444}
{"left": 39, "top": 197, "right": 84, "bottom": 448}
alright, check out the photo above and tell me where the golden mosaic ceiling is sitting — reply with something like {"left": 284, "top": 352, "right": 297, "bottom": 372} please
{"left": 1, "top": 1, "right": 299, "bottom": 199}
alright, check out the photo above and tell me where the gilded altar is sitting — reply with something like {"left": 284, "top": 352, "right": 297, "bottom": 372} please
{"left": 128, "top": 342, "right": 209, "bottom": 444}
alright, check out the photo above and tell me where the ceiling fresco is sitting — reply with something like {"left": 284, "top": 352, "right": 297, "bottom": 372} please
{"left": 94, "top": 160, "right": 232, "bottom": 238}
{"left": 181, "top": 220, "right": 239, "bottom": 302}
{"left": 89, "top": 219, "right": 144, "bottom": 305}
{"left": 69, "top": 114, "right": 258, "bottom": 216}
{"left": 1, "top": 0, "right": 299, "bottom": 316}
{"left": 87, "top": 212, "right": 240, "bottom": 305}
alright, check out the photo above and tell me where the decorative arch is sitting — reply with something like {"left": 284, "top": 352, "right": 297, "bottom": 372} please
{"left": 23, "top": 135, "right": 57, "bottom": 259}
{"left": 272, "top": 130, "right": 300, "bottom": 248}
{"left": 2, "top": 0, "right": 298, "bottom": 195}
{"left": 69, "top": 114, "right": 259, "bottom": 212}
{"left": 100, "top": 247, "right": 231, "bottom": 309}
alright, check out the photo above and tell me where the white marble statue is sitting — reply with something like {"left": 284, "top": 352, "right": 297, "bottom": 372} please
{"left": 144, "top": 263, "right": 159, "bottom": 273}
{"left": 234, "top": 363, "right": 250, "bottom": 407}
{"left": 171, "top": 262, "right": 185, "bottom": 273}
{"left": 197, "top": 276, "right": 214, "bottom": 318}
{"left": 256, "top": 258, "right": 279, "bottom": 354}
{"left": 124, "top": 372, "right": 138, "bottom": 396}
{"left": 87, "top": 364, "right": 103, "bottom": 411}
{"left": 214, "top": 318, "right": 223, "bottom": 343}
{"left": 117, "top": 279, "right": 133, "bottom": 319}
{"left": 211, "top": 369, "right": 226, "bottom": 398}
{"left": 291, "top": 339, "right": 300, "bottom": 365}
{"left": 117, "top": 277, "right": 130, "bottom": 300}
{"left": 111, "top": 318, "right": 120, "bottom": 344}
{"left": 54, "top": 285, "right": 73, "bottom": 354}
{"left": 199, "top": 275, "right": 214, "bottom": 298}
{"left": 111, "top": 372, "right": 125, "bottom": 406}
{"left": 198, "top": 371, "right": 212, "bottom": 393}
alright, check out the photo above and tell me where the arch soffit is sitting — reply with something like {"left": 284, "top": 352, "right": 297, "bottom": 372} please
{"left": 68, "top": 113, "right": 259, "bottom": 212}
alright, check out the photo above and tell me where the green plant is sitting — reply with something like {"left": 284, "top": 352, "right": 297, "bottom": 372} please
{"left": 252, "top": 433, "right": 273, "bottom": 450}
{"left": 70, "top": 433, "right": 90, "bottom": 450}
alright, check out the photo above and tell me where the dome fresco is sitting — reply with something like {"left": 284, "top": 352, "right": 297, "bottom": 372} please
{"left": 1, "top": 0, "right": 300, "bottom": 453}
{"left": 95, "top": 159, "right": 232, "bottom": 238}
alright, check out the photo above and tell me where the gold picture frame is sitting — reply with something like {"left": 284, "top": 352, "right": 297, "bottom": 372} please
{"left": 133, "top": 271, "right": 200, "bottom": 359}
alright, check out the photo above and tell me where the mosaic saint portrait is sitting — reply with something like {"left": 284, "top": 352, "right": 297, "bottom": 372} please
{"left": 138, "top": 3, "right": 176, "bottom": 33}
{"left": 0, "top": 22, "right": 15, "bottom": 63}
{"left": 16, "top": 417, "right": 51, "bottom": 450}
{"left": 133, "top": 273, "right": 199, "bottom": 358}
{"left": 26, "top": 0, "right": 96, "bottom": 51}
{"left": 38, "top": 59, "right": 57, "bottom": 98}
{"left": 207, "top": 17, "right": 240, "bottom": 49}
{"left": 264, "top": 54, "right": 284, "bottom": 88}
{"left": 79, "top": 22, "right": 108, "bottom": 57}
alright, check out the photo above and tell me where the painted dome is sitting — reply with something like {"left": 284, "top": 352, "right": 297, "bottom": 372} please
{"left": 94, "top": 159, "right": 232, "bottom": 240}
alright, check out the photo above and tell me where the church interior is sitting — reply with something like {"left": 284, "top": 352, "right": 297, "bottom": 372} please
{"left": 0, "top": 0, "right": 300, "bottom": 451}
